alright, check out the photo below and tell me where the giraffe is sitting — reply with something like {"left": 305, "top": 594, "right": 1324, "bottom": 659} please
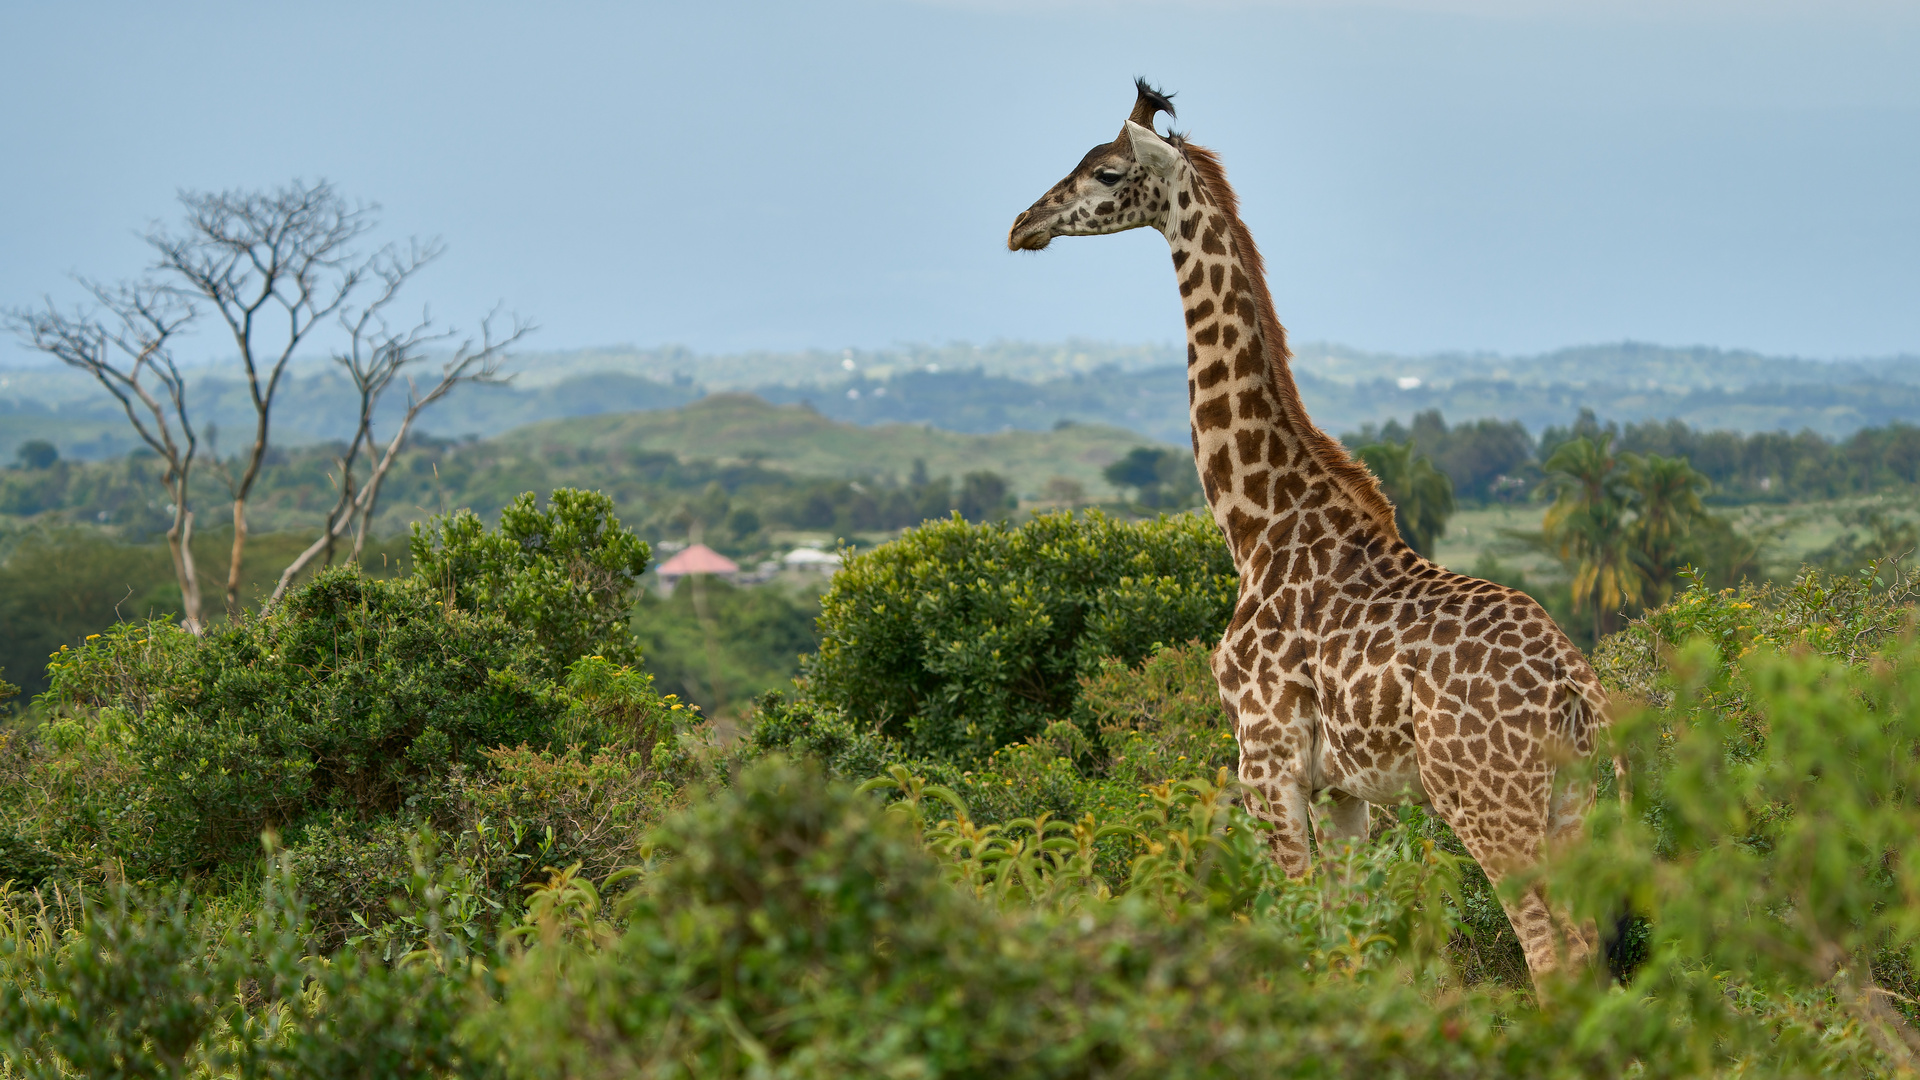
{"left": 1008, "top": 80, "right": 1612, "bottom": 984}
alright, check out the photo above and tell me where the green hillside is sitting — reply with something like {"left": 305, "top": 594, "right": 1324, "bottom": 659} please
{"left": 13, "top": 339, "right": 1920, "bottom": 467}
{"left": 493, "top": 393, "right": 1145, "bottom": 499}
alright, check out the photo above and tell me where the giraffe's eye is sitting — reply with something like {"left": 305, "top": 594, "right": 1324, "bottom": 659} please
{"left": 1094, "top": 169, "right": 1125, "bottom": 186}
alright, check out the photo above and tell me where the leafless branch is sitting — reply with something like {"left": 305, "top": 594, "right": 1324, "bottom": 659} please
{"left": 5, "top": 282, "right": 207, "bottom": 631}
{"left": 269, "top": 307, "right": 531, "bottom": 606}
{"left": 146, "top": 179, "right": 383, "bottom": 616}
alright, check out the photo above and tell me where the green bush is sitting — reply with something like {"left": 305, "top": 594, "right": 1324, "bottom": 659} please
{"left": 0, "top": 861, "right": 489, "bottom": 1078}
{"left": 1077, "top": 640, "right": 1238, "bottom": 789}
{"left": 804, "top": 510, "right": 1235, "bottom": 762}
{"left": 7, "top": 712, "right": 1916, "bottom": 1079}
{"left": 474, "top": 757, "right": 1472, "bottom": 1079}
{"left": 751, "top": 644, "right": 1235, "bottom": 889}
{"left": 0, "top": 885, "right": 219, "bottom": 1079}
{"left": 1575, "top": 564, "right": 1920, "bottom": 1039}
{"left": 242, "top": 658, "right": 709, "bottom": 953}
{"left": 754, "top": 641, "right": 1237, "bottom": 840}
{"left": 410, "top": 488, "right": 650, "bottom": 679}
{"left": 472, "top": 754, "right": 1906, "bottom": 1078}
{"left": 39, "top": 567, "right": 565, "bottom": 874}
{"left": 744, "top": 690, "right": 899, "bottom": 783}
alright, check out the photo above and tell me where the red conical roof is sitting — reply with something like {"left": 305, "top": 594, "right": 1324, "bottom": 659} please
{"left": 656, "top": 543, "right": 739, "bottom": 576}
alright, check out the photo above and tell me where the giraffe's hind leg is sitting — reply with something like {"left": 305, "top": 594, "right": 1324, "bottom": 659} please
{"left": 1542, "top": 753, "right": 1602, "bottom": 970}
{"left": 1419, "top": 710, "right": 1597, "bottom": 987}
{"left": 1443, "top": 819, "right": 1568, "bottom": 982}
{"left": 1443, "top": 783, "right": 1601, "bottom": 987}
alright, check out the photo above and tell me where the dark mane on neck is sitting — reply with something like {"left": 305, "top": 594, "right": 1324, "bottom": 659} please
{"left": 1176, "top": 140, "right": 1401, "bottom": 539}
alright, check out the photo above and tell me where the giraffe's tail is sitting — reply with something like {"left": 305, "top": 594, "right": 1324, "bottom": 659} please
{"left": 1586, "top": 682, "right": 1629, "bottom": 810}
{"left": 1566, "top": 665, "right": 1628, "bottom": 810}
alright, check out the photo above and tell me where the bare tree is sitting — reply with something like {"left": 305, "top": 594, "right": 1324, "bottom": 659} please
{"left": 268, "top": 305, "right": 529, "bottom": 605}
{"left": 6, "top": 282, "right": 206, "bottom": 631}
{"left": 14, "top": 178, "right": 524, "bottom": 620}
{"left": 145, "top": 179, "right": 389, "bottom": 617}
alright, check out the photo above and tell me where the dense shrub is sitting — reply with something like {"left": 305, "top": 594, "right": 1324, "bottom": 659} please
{"left": 0, "top": 886, "right": 221, "bottom": 1079}
{"left": 1077, "top": 641, "right": 1237, "bottom": 788}
{"left": 804, "top": 510, "right": 1235, "bottom": 762}
{"left": 10, "top": 497, "right": 1920, "bottom": 1076}
{"left": 410, "top": 487, "right": 650, "bottom": 678}
{"left": 30, "top": 568, "right": 564, "bottom": 875}
{"left": 754, "top": 641, "right": 1236, "bottom": 837}
{"left": 0, "top": 867, "right": 487, "bottom": 1078}
{"left": 472, "top": 754, "right": 1904, "bottom": 1077}
{"left": 1580, "top": 562, "right": 1920, "bottom": 1035}
{"left": 475, "top": 757, "right": 1485, "bottom": 1079}
{"left": 6, "top": 703, "right": 1916, "bottom": 1078}
{"left": 252, "top": 656, "right": 713, "bottom": 953}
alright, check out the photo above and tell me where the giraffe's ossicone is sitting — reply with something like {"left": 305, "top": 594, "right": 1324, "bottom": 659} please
{"left": 1008, "top": 80, "right": 1614, "bottom": 986}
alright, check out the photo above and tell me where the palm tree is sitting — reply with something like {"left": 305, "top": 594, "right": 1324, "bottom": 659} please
{"left": 1541, "top": 434, "right": 1643, "bottom": 641}
{"left": 1625, "top": 452, "right": 1709, "bottom": 606}
{"left": 1356, "top": 439, "right": 1455, "bottom": 557}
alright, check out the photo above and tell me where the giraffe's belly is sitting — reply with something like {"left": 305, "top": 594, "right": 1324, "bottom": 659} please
{"left": 1313, "top": 692, "right": 1429, "bottom": 807}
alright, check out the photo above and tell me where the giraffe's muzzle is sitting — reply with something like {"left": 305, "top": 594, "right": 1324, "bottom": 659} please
{"left": 1007, "top": 209, "right": 1052, "bottom": 251}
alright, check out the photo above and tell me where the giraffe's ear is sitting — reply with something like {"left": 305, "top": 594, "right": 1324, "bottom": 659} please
{"left": 1126, "top": 121, "right": 1180, "bottom": 178}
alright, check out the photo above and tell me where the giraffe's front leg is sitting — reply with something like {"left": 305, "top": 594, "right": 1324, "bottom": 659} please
{"left": 1226, "top": 680, "right": 1319, "bottom": 878}
{"left": 1313, "top": 789, "right": 1371, "bottom": 850}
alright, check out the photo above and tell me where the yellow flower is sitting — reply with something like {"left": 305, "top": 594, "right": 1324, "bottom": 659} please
{"left": 85, "top": 634, "right": 101, "bottom": 641}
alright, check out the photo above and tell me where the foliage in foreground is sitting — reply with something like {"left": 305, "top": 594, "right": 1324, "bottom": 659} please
{"left": 4, "top": 508, "right": 1920, "bottom": 1076}
{"left": 5, "top": 729, "right": 1915, "bottom": 1078}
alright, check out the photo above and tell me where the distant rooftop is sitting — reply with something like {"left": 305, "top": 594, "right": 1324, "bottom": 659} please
{"left": 656, "top": 544, "right": 739, "bottom": 577}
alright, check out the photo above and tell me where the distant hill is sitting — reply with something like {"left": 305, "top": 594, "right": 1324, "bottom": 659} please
{"left": 493, "top": 339, "right": 1183, "bottom": 390}
{"left": 743, "top": 343, "right": 1920, "bottom": 445}
{"left": 7, "top": 339, "right": 1919, "bottom": 463}
{"left": 1289, "top": 342, "right": 1920, "bottom": 438}
{"left": 494, "top": 394, "right": 1147, "bottom": 499}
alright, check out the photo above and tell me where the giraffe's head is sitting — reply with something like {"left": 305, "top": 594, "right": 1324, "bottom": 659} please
{"left": 1007, "top": 79, "right": 1184, "bottom": 252}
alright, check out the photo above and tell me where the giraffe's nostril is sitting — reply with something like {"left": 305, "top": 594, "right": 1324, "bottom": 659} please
{"left": 1009, "top": 209, "right": 1048, "bottom": 251}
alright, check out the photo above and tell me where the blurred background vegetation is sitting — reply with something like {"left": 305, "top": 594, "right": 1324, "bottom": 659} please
{"left": 12, "top": 386, "right": 1920, "bottom": 706}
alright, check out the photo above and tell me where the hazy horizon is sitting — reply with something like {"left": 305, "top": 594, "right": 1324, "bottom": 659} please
{"left": 5, "top": 1, "right": 1917, "bottom": 364}
{"left": 5, "top": 335, "right": 1917, "bottom": 378}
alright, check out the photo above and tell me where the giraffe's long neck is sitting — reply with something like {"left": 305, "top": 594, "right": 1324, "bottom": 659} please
{"left": 1160, "top": 149, "right": 1402, "bottom": 579}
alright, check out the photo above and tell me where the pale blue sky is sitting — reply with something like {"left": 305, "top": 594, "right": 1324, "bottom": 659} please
{"left": 3, "top": 0, "right": 1916, "bottom": 362}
